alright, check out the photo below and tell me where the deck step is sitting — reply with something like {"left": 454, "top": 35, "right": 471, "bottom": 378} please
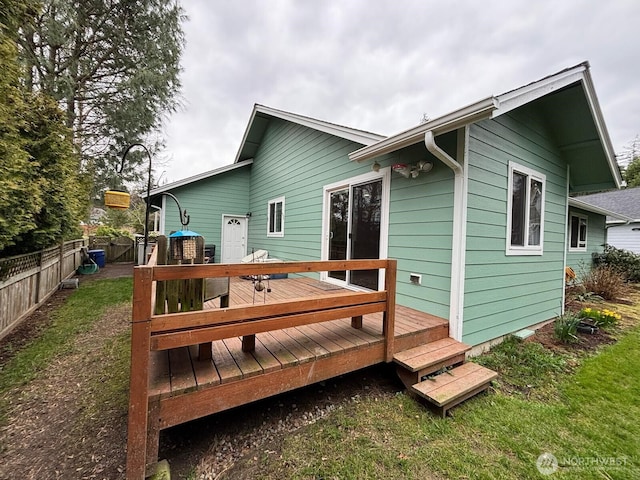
{"left": 411, "top": 362, "right": 498, "bottom": 417}
{"left": 393, "top": 337, "right": 471, "bottom": 373}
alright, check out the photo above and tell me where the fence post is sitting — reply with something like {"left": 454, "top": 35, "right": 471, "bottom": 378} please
{"left": 34, "top": 250, "right": 44, "bottom": 305}
{"left": 126, "top": 266, "right": 153, "bottom": 479}
{"left": 59, "top": 241, "right": 64, "bottom": 283}
{"left": 383, "top": 259, "right": 397, "bottom": 362}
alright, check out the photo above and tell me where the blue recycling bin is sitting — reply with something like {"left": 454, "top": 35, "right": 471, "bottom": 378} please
{"left": 88, "top": 249, "right": 106, "bottom": 268}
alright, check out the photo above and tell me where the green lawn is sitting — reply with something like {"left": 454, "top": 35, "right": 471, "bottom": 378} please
{"left": 224, "top": 298, "right": 640, "bottom": 479}
{"left": 0, "top": 278, "right": 132, "bottom": 416}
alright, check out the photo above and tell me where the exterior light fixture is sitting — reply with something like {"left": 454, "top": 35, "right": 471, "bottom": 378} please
{"left": 392, "top": 161, "right": 434, "bottom": 179}
{"left": 372, "top": 161, "right": 381, "bottom": 172}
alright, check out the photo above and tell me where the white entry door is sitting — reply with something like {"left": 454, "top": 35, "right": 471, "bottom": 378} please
{"left": 221, "top": 215, "right": 248, "bottom": 263}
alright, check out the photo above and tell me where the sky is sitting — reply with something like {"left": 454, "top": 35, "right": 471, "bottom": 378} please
{"left": 160, "top": 0, "right": 640, "bottom": 184}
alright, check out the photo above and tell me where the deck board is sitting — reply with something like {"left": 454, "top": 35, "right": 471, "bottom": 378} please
{"left": 224, "top": 336, "right": 263, "bottom": 378}
{"left": 257, "top": 331, "right": 299, "bottom": 365}
{"left": 169, "top": 347, "right": 196, "bottom": 394}
{"left": 211, "top": 340, "right": 243, "bottom": 383}
{"left": 152, "top": 276, "right": 449, "bottom": 401}
{"left": 250, "top": 336, "right": 282, "bottom": 373}
{"left": 188, "top": 345, "right": 221, "bottom": 387}
{"left": 269, "top": 329, "right": 316, "bottom": 363}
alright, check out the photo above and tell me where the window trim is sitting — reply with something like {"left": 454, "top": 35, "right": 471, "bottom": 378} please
{"left": 267, "top": 196, "right": 285, "bottom": 237}
{"left": 505, "top": 161, "right": 546, "bottom": 256}
{"left": 568, "top": 212, "right": 588, "bottom": 252}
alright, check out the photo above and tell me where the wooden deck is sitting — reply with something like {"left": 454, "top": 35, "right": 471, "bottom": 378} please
{"left": 149, "top": 276, "right": 448, "bottom": 427}
{"left": 126, "top": 259, "right": 450, "bottom": 478}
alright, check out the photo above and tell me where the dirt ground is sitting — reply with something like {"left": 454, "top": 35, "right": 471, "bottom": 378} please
{"left": 0, "top": 268, "right": 634, "bottom": 479}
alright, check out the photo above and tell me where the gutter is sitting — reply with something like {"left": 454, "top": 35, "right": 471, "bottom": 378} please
{"left": 568, "top": 197, "right": 633, "bottom": 223}
{"left": 425, "top": 129, "right": 468, "bottom": 342}
{"left": 349, "top": 97, "right": 497, "bottom": 163}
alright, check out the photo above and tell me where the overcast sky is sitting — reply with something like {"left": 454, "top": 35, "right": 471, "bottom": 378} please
{"left": 160, "top": 0, "right": 640, "bottom": 183}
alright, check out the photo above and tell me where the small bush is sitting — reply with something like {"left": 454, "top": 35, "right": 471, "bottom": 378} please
{"left": 554, "top": 313, "right": 581, "bottom": 343}
{"left": 579, "top": 265, "right": 628, "bottom": 300}
{"left": 592, "top": 244, "right": 640, "bottom": 282}
{"left": 94, "top": 226, "right": 132, "bottom": 238}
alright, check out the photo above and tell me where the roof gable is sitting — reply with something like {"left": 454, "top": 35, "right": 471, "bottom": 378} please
{"left": 234, "top": 104, "right": 385, "bottom": 163}
{"left": 348, "top": 62, "right": 622, "bottom": 191}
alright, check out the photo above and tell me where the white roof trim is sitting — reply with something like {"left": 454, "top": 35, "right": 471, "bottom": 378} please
{"left": 349, "top": 62, "right": 622, "bottom": 189}
{"left": 492, "top": 65, "right": 589, "bottom": 118}
{"left": 568, "top": 197, "right": 632, "bottom": 222}
{"left": 348, "top": 97, "right": 497, "bottom": 162}
{"left": 144, "top": 159, "right": 253, "bottom": 197}
{"left": 234, "top": 104, "right": 385, "bottom": 164}
{"left": 580, "top": 67, "right": 622, "bottom": 188}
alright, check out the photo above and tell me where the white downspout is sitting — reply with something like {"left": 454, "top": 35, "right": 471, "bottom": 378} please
{"left": 425, "top": 129, "right": 468, "bottom": 341}
{"left": 159, "top": 194, "right": 167, "bottom": 235}
{"left": 561, "top": 165, "right": 570, "bottom": 316}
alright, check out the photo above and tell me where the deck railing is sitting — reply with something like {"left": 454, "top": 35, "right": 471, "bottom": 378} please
{"left": 127, "top": 258, "right": 396, "bottom": 479}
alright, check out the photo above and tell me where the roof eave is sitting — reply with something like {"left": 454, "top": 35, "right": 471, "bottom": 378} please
{"left": 580, "top": 68, "right": 623, "bottom": 189}
{"left": 568, "top": 197, "right": 632, "bottom": 222}
{"left": 143, "top": 159, "right": 254, "bottom": 198}
{"left": 348, "top": 97, "right": 498, "bottom": 162}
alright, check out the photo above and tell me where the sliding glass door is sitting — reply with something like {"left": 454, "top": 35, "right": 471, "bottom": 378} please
{"left": 326, "top": 178, "right": 383, "bottom": 290}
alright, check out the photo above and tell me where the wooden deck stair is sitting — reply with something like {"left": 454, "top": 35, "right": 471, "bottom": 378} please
{"left": 393, "top": 338, "right": 497, "bottom": 417}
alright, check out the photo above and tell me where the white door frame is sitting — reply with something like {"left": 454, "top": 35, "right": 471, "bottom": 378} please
{"left": 220, "top": 214, "right": 248, "bottom": 263}
{"left": 320, "top": 167, "right": 391, "bottom": 290}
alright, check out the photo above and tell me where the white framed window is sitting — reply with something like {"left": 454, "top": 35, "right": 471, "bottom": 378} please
{"left": 506, "top": 161, "right": 545, "bottom": 255}
{"left": 267, "top": 196, "right": 285, "bottom": 237}
{"left": 569, "top": 213, "right": 588, "bottom": 251}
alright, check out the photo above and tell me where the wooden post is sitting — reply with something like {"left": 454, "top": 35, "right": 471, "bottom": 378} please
{"left": 154, "top": 236, "right": 168, "bottom": 315}
{"left": 34, "top": 250, "right": 43, "bottom": 305}
{"left": 383, "top": 259, "right": 397, "bottom": 362}
{"left": 241, "top": 334, "right": 256, "bottom": 352}
{"left": 59, "top": 241, "right": 64, "bottom": 283}
{"left": 351, "top": 315, "right": 363, "bottom": 329}
{"left": 126, "top": 266, "right": 153, "bottom": 480}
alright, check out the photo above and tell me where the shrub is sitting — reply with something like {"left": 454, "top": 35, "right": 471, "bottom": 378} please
{"left": 592, "top": 244, "right": 640, "bottom": 282}
{"left": 579, "top": 265, "right": 629, "bottom": 300}
{"left": 94, "top": 226, "right": 132, "bottom": 239}
{"left": 554, "top": 313, "right": 581, "bottom": 343}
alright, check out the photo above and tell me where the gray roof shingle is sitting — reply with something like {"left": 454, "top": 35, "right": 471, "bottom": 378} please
{"left": 576, "top": 187, "right": 640, "bottom": 221}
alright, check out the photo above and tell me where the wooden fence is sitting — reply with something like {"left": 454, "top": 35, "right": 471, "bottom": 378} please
{"left": 89, "top": 236, "right": 135, "bottom": 263}
{"left": 0, "top": 239, "right": 86, "bottom": 339}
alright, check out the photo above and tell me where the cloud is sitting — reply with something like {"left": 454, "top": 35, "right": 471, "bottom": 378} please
{"left": 162, "top": 0, "right": 640, "bottom": 182}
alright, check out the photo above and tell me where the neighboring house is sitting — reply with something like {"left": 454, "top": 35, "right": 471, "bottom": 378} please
{"left": 574, "top": 187, "right": 640, "bottom": 254}
{"left": 148, "top": 61, "right": 622, "bottom": 348}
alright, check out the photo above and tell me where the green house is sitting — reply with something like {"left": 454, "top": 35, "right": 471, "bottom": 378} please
{"left": 150, "top": 62, "right": 624, "bottom": 348}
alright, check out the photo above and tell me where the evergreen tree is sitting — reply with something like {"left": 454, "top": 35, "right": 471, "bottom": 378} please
{"left": 17, "top": 0, "right": 185, "bottom": 198}
{"left": 0, "top": 1, "right": 88, "bottom": 254}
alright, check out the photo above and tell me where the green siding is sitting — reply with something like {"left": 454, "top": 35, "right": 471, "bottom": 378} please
{"left": 246, "top": 120, "right": 455, "bottom": 320}
{"left": 565, "top": 207, "right": 606, "bottom": 273}
{"left": 463, "top": 107, "right": 568, "bottom": 345}
{"left": 387, "top": 141, "right": 455, "bottom": 320}
{"left": 247, "top": 119, "right": 368, "bottom": 261}
{"left": 163, "top": 166, "right": 251, "bottom": 263}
